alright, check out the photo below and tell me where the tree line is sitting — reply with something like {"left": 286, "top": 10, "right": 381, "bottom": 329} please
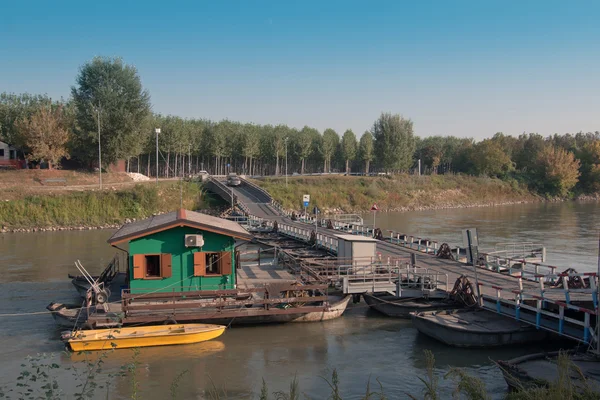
{"left": 0, "top": 56, "right": 598, "bottom": 197}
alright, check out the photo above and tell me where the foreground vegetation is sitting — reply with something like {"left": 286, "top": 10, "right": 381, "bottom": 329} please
{"left": 1, "top": 350, "right": 597, "bottom": 399}
{"left": 0, "top": 181, "right": 206, "bottom": 230}
{"left": 256, "top": 174, "right": 539, "bottom": 213}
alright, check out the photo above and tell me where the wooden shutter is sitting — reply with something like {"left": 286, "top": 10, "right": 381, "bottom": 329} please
{"left": 161, "top": 254, "right": 172, "bottom": 278}
{"left": 132, "top": 254, "right": 146, "bottom": 279}
{"left": 220, "top": 252, "right": 232, "bottom": 275}
{"left": 193, "top": 252, "right": 206, "bottom": 276}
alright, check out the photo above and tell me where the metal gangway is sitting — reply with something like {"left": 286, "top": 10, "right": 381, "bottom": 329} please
{"left": 340, "top": 264, "right": 449, "bottom": 298}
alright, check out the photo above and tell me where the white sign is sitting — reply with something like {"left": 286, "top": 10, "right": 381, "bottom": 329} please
{"left": 302, "top": 194, "right": 310, "bottom": 203}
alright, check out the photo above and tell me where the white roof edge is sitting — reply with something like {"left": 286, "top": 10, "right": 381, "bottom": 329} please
{"left": 334, "top": 234, "right": 377, "bottom": 242}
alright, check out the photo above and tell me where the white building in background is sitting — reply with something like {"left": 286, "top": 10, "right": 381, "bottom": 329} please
{"left": 0, "top": 141, "right": 19, "bottom": 168}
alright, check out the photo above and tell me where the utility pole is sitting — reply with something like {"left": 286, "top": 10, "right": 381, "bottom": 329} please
{"left": 180, "top": 150, "right": 184, "bottom": 209}
{"left": 97, "top": 107, "right": 102, "bottom": 190}
{"left": 314, "top": 206, "right": 318, "bottom": 247}
{"left": 155, "top": 128, "right": 161, "bottom": 184}
{"left": 285, "top": 137, "right": 288, "bottom": 187}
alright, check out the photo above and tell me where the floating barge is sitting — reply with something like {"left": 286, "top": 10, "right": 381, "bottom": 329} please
{"left": 51, "top": 209, "right": 351, "bottom": 329}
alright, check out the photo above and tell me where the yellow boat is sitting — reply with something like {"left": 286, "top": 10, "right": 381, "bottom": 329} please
{"left": 66, "top": 324, "right": 226, "bottom": 351}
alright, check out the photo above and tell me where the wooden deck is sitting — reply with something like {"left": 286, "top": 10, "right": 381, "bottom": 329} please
{"left": 236, "top": 259, "right": 297, "bottom": 289}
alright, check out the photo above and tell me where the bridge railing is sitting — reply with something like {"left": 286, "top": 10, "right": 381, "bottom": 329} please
{"left": 480, "top": 252, "right": 558, "bottom": 281}
{"left": 490, "top": 242, "right": 546, "bottom": 261}
{"left": 385, "top": 230, "right": 439, "bottom": 254}
{"left": 332, "top": 214, "right": 364, "bottom": 225}
{"left": 476, "top": 274, "right": 599, "bottom": 345}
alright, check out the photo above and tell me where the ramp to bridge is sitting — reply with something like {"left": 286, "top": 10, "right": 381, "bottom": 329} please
{"left": 205, "top": 176, "right": 283, "bottom": 219}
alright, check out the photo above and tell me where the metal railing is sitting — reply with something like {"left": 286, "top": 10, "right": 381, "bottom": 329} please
{"left": 332, "top": 214, "right": 364, "bottom": 225}
{"left": 340, "top": 265, "right": 448, "bottom": 296}
{"left": 491, "top": 242, "right": 546, "bottom": 261}
{"left": 475, "top": 272, "right": 599, "bottom": 345}
{"left": 480, "top": 253, "right": 558, "bottom": 280}
{"left": 385, "top": 230, "right": 440, "bottom": 254}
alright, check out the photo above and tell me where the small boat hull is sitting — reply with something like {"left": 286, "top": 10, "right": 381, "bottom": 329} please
{"left": 412, "top": 309, "right": 548, "bottom": 348}
{"left": 47, "top": 302, "right": 91, "bottom": 328}
{"left": 497, "top": 351, "right": 600, "bottom": 392}
{"left": 363, "top": 293, "right": 456, "bottom": 318}
{"left": 67, "top": 324, "right": 226, "bottom": 351}
{"left": 291, "top": 295, "right": 351, "bottom": 322}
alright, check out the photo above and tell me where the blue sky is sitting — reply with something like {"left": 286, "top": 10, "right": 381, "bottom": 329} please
{"left": 1, "top": 0, "right": 598, "bottom": 139}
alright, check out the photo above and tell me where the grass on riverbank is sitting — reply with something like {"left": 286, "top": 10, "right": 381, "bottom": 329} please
{"left": 0, "top": 182, "right": 208, "bottom": 229}
{"left": 254, "top": 174, "right": 539, "bottom": 213}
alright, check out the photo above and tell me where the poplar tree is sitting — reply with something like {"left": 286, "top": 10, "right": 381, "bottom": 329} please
{"left": 358, "top": 131, "right": 374, "bottom": 174}
{"left": 341, "top": 129, "right": 357, "bottom": 175}
{"left": 322, "top": 128, "right": 339, "bottom": 173}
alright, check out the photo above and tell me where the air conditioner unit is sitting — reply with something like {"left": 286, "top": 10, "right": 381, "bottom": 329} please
{"left": 185, "top": 234, "right": 204, "bottom": 247}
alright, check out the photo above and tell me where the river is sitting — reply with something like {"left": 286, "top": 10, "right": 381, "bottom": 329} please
{"left": 0, "top": 201, "right": 598, "bottom": 399}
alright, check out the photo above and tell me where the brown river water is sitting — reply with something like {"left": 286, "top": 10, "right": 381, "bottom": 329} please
{"left": 0, "top": 201, "right": 598, "bottom": 399}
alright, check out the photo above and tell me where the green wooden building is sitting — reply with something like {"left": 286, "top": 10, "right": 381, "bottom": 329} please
{"left": 108, "top": 209, "right": 253, "bottom": 294}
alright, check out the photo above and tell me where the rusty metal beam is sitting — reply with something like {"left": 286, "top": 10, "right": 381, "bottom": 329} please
{"left": 123, "top": 296, "right": 329, "bottom": 312}
{"left": 120, "top": 305, "right": 328, "bottom": 324}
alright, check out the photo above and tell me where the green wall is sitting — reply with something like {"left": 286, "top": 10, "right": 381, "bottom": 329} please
{"left": 128, "top": 226, "right": 236, "bottom": 294}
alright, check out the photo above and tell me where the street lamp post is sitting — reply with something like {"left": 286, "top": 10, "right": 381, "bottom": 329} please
{"left": 155, "top": 128, "right": 161, "bottom": 184}
{"left": 285, "top": 137, "right": 288, "bottom": 187}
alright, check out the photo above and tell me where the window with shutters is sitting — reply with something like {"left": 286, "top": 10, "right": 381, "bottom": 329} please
{"left": 132, "top": 253, "right": 172, "bottom": 279}
{"left": 193, "top": 251, "right": 232, "bottom": 276}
